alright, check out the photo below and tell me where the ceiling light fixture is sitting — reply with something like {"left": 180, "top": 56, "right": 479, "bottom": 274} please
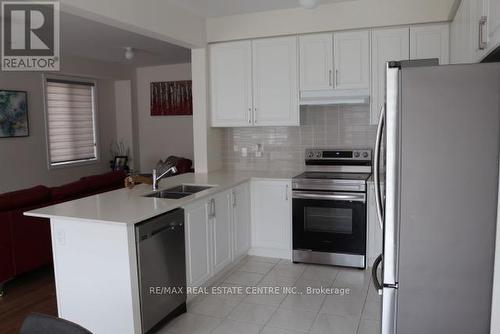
{"left": 124, "top": 47, "right": 135, "bottom": 60}
{"left": 299, "top": 0, "right": 320, "bottom": 9}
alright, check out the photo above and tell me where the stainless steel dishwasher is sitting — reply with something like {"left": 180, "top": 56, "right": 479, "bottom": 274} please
{"left": 135, "top": 208, "right": 186, "bottom": 333}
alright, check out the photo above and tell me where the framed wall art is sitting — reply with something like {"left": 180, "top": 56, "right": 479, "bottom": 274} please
{"left": 0, "top": 90, "right": 29, "bottom": 138}
{"left": 150, "top": 80, "right": 193, "bottom": 116}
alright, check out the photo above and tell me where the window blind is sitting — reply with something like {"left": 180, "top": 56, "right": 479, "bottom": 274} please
{"left": 45, "top": 78, "right": 97, "bottom": 165}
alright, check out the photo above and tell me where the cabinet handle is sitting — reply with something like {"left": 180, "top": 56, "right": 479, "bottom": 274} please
{"left": 479, "top": 16, "right": 488, "bottom": 50}
{"left": 232, "top": 191, "right": 236, "bottom": 207}
{"left": 248, "top": 107, "right": 252, "bottom": 124}
{"left": 329, "top": 70, "right": 333, "bottom": 87}
{"left": 254, "top": 108, "right": 257, "bottom": 124}
{"left": 335, "top": 69, "right": 339, "bottom": 86}
{"left": 285, "top": 184, "right": 289, "bottom": 201}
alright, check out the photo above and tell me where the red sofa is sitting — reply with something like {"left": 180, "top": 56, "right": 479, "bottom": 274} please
{"left": 0, "top": 171, "right": 126, "bottom": 296}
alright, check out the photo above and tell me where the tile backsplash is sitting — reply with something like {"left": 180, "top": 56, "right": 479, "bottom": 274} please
{"left": 222, "top": 104, "right": 377, "bottom": 171}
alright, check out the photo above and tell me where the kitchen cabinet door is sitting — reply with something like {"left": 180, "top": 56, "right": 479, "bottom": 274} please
{"left": 410, "top": 23, "right": 450, "bottom": 64}
{"left": 251, "top": 180, "right": 292, "bottom": 259}
{"left": 232, "top": 182, "right": 251, "bottom": 259}
{"left": 333, "top": 30, "right": 370, "bottom": 90}
{"left": 210, "top": 41, "right": 253, "bottom": 127}
{"left": 299, "top": 33, "right": 334, "bottom": 91}
{"left": 471, "top": 0, "right": 490, "bottom": 61}
{"left": 184, "top": 200, "right": 212, "bottom": 288}
{"left": 252, "top": 37, "right": 299, "bottom": 126}
{"left": 370, "top": 27, "right": 410, "bottom": 125}
{"left": 211, "top": 191, "right": 233, "bottom": 274}
{"left": 450, "top": 0, "right": 474, "bottom": 64}
{"left": 485, "top": 0, "right": 500, "bottom": 56}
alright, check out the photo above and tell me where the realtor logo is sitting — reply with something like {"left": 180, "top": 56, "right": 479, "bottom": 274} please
{"left": 1, "top": 1, "right": 60, "bottom": 71}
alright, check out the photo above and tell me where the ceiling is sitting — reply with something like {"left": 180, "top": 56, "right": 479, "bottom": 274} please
{"left": 167, "top": 0, "right": 355, "bottom": 18}
{"left": 61, "top": 13, "right": 191, "bottom": 67}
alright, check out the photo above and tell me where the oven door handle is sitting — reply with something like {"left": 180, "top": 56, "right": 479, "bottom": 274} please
{"left": 292, "top": 191, "right": 366, "bottom": 203}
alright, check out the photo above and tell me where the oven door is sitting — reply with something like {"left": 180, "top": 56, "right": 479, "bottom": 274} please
{"left": 292, "top": 191, "right": 367, "bottom": 255}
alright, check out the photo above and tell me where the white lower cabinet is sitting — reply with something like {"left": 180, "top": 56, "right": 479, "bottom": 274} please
{"left": 232, "top": 182, "right": 251, "bottom": 259}
{"left": 183, "top": 185, "right": 250, "bottom": 288}
{"left": 210, "top": 191, "right": 233, "bottom": 274}
{"left": 251, "top": 180, "right": 292, "bottom": 259}
{"left": 184, "top": 199, "right": 211, "bottom": 288}
{"left": 184, "top": 179, "right": 292, "bottom": 287}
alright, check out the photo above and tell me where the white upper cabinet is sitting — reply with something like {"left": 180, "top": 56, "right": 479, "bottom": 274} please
{"left": 299, "top": 30, "right": 370, "bottom": 94}
{"left": 486, "top": 0, "right": 500, "bottom": 50}
{"left": 473, "top": 0, "right": 490, "bottom": 60}
{"left": 450, "top": 0, "right": 474, "bottom": 64}
{"left": 334, "top": 30, "right": 370, "bottom": 90}
{"left": 370, "top": 27, "right": 410, "bottom": 124}
{"left": 450, "top": 0, "right": 500, "bottom": 63}
{"left": 210, "top": 37, "right": 299, "bottom": 127}
{"left": 481, "top": 0, "right": 500, "bottom": 58}
{"left": 299, "top": 33, "right": 333, "bottom": 91}
{"left": 210, "top": 41, "right": 253, "bottom": 127}
{"left": 410, "top": 23, "right": 450, "bottom": 64}
{"left": 252, "top": 36, "right": 299, "bottom": 126}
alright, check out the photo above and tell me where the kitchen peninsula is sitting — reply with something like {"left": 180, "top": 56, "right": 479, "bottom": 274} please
{"left": 25, "top": 170, "right": 296, "bottom": 334}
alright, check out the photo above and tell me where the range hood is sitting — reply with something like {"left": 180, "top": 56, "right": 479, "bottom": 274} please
{"left": 300, "top": 89, "right": 370, "bottom": 106}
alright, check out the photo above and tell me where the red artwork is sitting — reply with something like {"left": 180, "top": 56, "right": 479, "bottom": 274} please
{"left": 150, "top": 80, "right": 193, "bottom": 116}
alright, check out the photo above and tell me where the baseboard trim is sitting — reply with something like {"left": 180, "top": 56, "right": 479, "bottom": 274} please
{"left": 248, "top": 248, "right": 291, "bottom": 260}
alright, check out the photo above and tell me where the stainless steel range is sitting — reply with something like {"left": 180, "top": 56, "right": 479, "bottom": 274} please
{"left": 292, "top": 148, "right": 372, "bottom": 268}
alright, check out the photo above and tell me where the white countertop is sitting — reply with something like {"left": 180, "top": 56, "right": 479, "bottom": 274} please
{"left": 24, "top": 170, "right": 299, "bottom": 226}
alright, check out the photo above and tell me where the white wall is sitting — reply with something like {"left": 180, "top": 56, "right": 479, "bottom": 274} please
{"left": 59, "top": 0, "right": 206, "bottom": 48}
{"left": 0, "top": 56, "right": 134, "bottom": 193}
{"left": 114, "top": 80, "right": 135, "bottom": 170}
{"left": 135, "top": 63, "right": 194, "bottom": 173}
{"left": 206, "top": 0, "right": 457, "bottom": 42}
{"left": 192, "top": 48, "right": 223, "bottom": 173}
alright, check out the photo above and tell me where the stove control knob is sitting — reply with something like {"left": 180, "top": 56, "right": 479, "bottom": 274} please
{"left": 315, "top": 152, "right": 321, "bottom": 158}
{"left": 362, "top": 152, "right": 369, "bottom": 158}
{"left": 354, "top": 152, "right": 360, "bottom": 158}
{"left": 307, "top": 151, "right": 314, "bottom": 158}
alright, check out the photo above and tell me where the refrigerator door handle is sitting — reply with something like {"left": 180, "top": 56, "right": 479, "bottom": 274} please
{"left": 374, "top": 105, "right": 385, "bottom": 230}
{"left": 372, "top": 253, "right": 384, "bottom": 295}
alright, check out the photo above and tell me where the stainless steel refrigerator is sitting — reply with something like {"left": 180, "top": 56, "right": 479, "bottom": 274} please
{"left": 371, "top": 60, "right": 500, "bottom": 334}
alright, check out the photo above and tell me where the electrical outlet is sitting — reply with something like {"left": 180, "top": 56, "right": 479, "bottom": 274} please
{"left": 241, "top": 147, "right": 248, "bottom": 157}
{"left": 56, "top": 228, "right": 66, "bottom": 246}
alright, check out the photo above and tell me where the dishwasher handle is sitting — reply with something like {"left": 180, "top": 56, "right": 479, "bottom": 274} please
{"left": 136, "top": 208, "right": 184, "bottom": 242}
{"left": 151, "top": 222, "right": 183, "bottom": 236}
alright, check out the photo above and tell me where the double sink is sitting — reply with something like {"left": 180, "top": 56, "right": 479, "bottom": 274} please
{"left": 145, "top": 184, "right": 214, "bottom": 199}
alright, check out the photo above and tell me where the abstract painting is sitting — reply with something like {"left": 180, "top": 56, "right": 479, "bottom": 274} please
{"left": 150, "top": 81, "right": 193, "bottom": 116}
{"left": 0, "top": 90, "right": 28, "bottom": 138}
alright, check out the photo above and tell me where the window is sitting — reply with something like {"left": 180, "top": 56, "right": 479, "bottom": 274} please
{"left": 44, "top": 76, "right": 98, "bottom": 167}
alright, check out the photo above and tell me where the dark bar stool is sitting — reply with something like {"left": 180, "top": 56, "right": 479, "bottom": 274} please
{"left": 20, "top": 313, "right": 93, "bottom": 334}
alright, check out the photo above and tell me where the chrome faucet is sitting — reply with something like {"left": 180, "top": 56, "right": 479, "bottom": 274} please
{"left": 152, "top": 165, "right": 178, "bottom": 191}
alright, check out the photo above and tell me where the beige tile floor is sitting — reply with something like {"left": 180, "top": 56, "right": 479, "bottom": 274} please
{"left": 160, "top": 256, "right": 381, "bottom": 334}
